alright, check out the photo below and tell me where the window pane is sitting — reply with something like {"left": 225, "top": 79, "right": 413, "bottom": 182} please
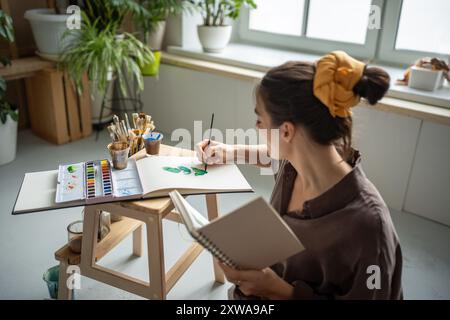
{"left": 306, "top": 0, "right": 372, "bottom": 44}
{"left": 249, "top": 0, "right": 304, "bottom": 36}
{"left": 396, "top": 0, "right": 450, "bottom": 55}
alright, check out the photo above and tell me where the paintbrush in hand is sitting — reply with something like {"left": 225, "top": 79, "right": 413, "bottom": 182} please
{"left": 204, "top": 113, "right": 214, "bottom": 172}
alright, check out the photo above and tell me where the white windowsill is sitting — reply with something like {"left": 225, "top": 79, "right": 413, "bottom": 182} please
{"left": 167, "top": 43, "right": 450, "bottom": 110}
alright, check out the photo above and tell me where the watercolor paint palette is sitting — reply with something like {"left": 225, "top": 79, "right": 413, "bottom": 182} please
{"left": 55, "top": 162, "right": 85, "bottom": 203}
{"left": 84, "top": 160, "right": 114, "bottom": 204}
{"left": 56, "top": 160, "right": 115, "bottom": 204}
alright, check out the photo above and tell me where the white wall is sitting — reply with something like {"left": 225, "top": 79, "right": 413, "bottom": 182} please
{"left": 143, "top": 64, "right": 450, "bottom": 226}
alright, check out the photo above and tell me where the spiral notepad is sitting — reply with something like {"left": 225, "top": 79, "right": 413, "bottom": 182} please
{"left": 169, "top": 190, "right": 304, "bottom": 270}
{"left": 195, "top": 231, "right": 236, "bottom": 267}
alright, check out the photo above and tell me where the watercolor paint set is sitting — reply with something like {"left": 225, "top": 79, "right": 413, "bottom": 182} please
{"left": 84, "top": 160, "right": 114, "bottom": 204}
{"left": 56, "top": 160, "right": 117, "bottom": 204}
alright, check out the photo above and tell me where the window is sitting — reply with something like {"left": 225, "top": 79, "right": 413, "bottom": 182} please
{"left": 306, "top": 0, "right": 372, "bottom": 44}
{"left": 239, "top": 0, "right": 450, "bottom": 66}
{"left": 240, "top": 0, "right": 381, "bottom": 59}
{"left": 378, "top": 0, "right": 450, "bottom": 65}
{"left": 249, "top": 0, "right": 304, "bottom": 36}
{"left": 395, "top": 0, "right": 450, "bottom": 55}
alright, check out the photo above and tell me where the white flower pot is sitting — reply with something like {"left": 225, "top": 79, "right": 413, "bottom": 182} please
{"left": 25, "top": 8, "right": 77, "bottom": 56}
{"left": 147, "top": 21, "right": 166, "bottom": 51}
{"left": 408, "top": 66, "right": 444, "bottom": 91}
{"left": 197, "top": 25, "right": 232, "bottom": 53}
{"left": 0, "top": 113, "right": 18, "bottom": 166}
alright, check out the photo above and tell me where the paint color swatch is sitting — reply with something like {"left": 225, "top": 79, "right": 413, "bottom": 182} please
{"left": 85, "top": 160, "right": 114, "bottom": 204}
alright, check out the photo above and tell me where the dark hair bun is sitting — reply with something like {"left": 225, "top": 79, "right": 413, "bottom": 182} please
{"left": 353, "top": 66, "right": 390, "bottom": 105}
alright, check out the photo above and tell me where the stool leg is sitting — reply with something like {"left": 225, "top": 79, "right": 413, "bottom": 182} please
{"left": 132, "top": 225, "right": 142, "bottom": 257}
{"left": 205, "top": 194, "right": 225, "bottom": 284}
{"left": 57, "top": 261, "right": 72, "bottom": 300}
{"left": 80, "top": 206, "right": 100, "bottom": 271}
{"left": 146, "top": 216, "right": 166, "bottom": 299}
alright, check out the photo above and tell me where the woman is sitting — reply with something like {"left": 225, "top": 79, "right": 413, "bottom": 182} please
{"left": 196, "top": 51, "right": 403, "bottom": 300}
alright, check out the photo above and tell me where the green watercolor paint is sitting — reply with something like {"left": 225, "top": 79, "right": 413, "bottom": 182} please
{"left": 191, "top": 167, "right": 207, "bottom": 176}
{"left": 163, "top": 167, "right": 181, "bottom": 173}
{"left": 162, "top": 166, "right": 207, "bottom": 176}
{"left": 178, "top": 166, "right": 192, "bottom": 174}
{"left": 67, "top": 165, "right": 76, "bottom": 173}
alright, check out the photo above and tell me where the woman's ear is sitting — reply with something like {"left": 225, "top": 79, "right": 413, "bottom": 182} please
{"left": 280, "top": 121, "right": 296, "bottom": 144}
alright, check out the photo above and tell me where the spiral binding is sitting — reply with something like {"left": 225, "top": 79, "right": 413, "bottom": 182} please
{"left": 196, "top": 231, "right": 237, "bottom": 268}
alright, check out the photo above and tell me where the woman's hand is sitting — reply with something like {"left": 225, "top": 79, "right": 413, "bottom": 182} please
{"left": 218, "top": 262, "right": 294, "bottom": 300}
{"left": 195, "top": 139, "right": 234, "bottom": 165}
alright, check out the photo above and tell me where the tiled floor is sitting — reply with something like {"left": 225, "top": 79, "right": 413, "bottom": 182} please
{"left": 0, "top": 130, "right": 449, "bottom": 299}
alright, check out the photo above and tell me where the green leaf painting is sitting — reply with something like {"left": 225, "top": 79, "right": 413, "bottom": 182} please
{"left": 191, "top": 167, "right": 207, "bottom": 176}
{"left": 163, "top": 166, "right": 207, "bottom": 176}
{"left": 178, "top": 166, "right": 192, "bottom": 175}
{"left": 163, "top": 167, "right": 181, "bottom": 173}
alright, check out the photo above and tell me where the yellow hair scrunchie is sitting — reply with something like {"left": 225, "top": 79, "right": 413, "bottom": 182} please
{"left": 313, "top": 51, "right": 366, "bottom": 118}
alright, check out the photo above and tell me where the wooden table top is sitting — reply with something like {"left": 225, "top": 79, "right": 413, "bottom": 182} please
{"left": 118, "top": 144, "right": 196, "bottom": 215}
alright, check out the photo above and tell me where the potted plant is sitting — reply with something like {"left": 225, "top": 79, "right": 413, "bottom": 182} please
{"left": 136, "top": 0, "right": 192, "bottom": 50}
{"left": 60, "top": 1, "right": 153, "bottom": 123}
{"left": 192, "top": 0, "right": 256, "bottom": 53}
{"left": 24, "top": 0, "right": 81, "bottom": 58}
{"left": 135, "top": 0, "right": 193, "bottom": 76}
{"left": 0, "top": 10, "right": 18, "bottom": 165}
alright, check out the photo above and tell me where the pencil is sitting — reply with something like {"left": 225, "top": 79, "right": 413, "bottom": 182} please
{"left": 204, "top": 113, "right": 214, "bottom": 172}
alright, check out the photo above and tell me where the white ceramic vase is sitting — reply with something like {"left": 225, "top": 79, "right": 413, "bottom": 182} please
{"left": 0, "top": 113, "right": 18, "bottom": 166}
{"left": 25, "top": 8, "right": 77, "bottom": 57}
{"left": 197, "top": 25, "right": 232, "bottom": 53}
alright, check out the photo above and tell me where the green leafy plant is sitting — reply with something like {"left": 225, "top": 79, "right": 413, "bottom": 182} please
{"left": 135, "top": 0, "right": 193, "bottom": 37}
{"left": 82, "top": 0, "right": 150, "bottom": 33}
{"left": 0, "top": 101, "right": 18, "bottom": 124}
{"left": 60, "top": 13, "right": 153, "bottom": 96}
{"left": 191, "top": 0, "right": 256, "bottom": 26}
{"left": 0, "top": 9, "right": 17, "bottom": 124}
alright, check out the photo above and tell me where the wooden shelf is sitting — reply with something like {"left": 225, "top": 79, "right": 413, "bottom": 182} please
{"left": 55, "top": 217, "right": 143, "bottom": 265}
{"left": 0, "top": 57, "right": 55, "bottom": 81}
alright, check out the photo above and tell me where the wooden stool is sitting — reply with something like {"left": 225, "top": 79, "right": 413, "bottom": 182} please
{"left": 55, "top": 194, "right": 224, "bottom": 300}
{"left": 54, "top": 145, "right": 225, "bottom": 299}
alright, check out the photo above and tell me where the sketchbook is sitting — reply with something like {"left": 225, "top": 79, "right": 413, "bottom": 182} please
{"left": 169, "top": 190, "right": 304, "bottom": 270}
{"left": 13, "top": 156, "right": 253, "bottom": 214}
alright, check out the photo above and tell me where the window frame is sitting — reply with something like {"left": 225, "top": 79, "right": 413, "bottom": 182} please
{"left": 238, "top": 0, "right": 450, "bottom": 66}
{"left": 377, "top": 0, "right": 450, "bottom": 65}
{"left": 238, "top": 0, "right": 384, "bottom": 61}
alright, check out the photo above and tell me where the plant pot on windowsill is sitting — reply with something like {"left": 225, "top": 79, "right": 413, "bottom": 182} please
{"left": 25, "top": 8, "right": 78, "bottom": 57}
{"left": 140, "top": 22, "right": 165, "bottom": 77}
{"left": 146, "top": 21, "right": 166, "bottom": 51}
{"left": 0, "top": 109, "right": 18, "bottom": 166}
{"left": 197, "top": 25, "right": 232, "bottom": 53}
{"left": 408, "top": 66, "right": 445, "bottom": 91}
{"left": 140, "top": 51, "right": 161, "bottom": 77}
